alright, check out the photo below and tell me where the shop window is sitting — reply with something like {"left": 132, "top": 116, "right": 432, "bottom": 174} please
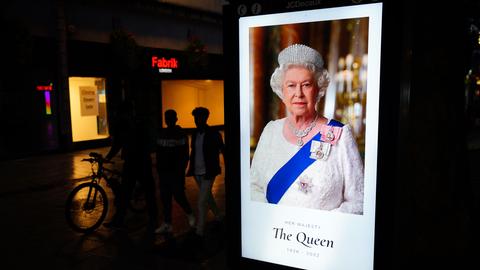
{"left": 69, "top": 77, "right": 109, "bottom": 142}
{"left": 161, "top": 80, "right": 224, "bottom": 128}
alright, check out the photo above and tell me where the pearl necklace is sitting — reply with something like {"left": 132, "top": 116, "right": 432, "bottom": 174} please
{"left": 287, "top": 114, "right": 318, "bottom": 146}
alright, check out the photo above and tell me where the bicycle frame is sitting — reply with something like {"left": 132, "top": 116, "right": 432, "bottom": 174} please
{"left": 82, "top": 156, "right": 115, "bottom": 209}
{"left": 84, "top": 155, "right": 120, "bottom": 187}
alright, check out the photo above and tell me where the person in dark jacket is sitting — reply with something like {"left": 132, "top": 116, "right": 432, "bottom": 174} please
{"left": 153, "top": 109, "right": 195, "bottom": 234}
{"left": 103, "top": 100, "right": 158, "bottom": 231}
{"left": 187, "top": 107, "right": 225, "bottom": 236}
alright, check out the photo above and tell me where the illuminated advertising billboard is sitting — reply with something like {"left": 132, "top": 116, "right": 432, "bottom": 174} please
{"left": 237, "top": 2, "right": 383, "bottom": 269}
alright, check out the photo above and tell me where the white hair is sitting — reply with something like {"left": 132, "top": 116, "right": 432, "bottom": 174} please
{"left": 270, "top": 44, "right": 330, "bottom": 102}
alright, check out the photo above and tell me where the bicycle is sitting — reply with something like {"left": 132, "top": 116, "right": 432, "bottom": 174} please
{"left": 65, "top": 152, "right": 146, "bottom": 233}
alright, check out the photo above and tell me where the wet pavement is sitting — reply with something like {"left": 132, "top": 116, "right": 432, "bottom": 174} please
{"left": 0, "top": 147, "right": 228, "bottom": 270}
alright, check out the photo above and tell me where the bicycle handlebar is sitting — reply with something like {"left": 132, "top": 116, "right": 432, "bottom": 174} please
{"left": 81, "top": 152, "right": 114, "bottom": 164}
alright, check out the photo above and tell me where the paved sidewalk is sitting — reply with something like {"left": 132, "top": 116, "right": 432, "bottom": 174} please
{"left": 0, "top": 147, "right": 229, "bottom": 270}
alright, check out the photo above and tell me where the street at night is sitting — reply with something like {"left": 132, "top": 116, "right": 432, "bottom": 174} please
{"left": 0, "top": 147, "right": 227, "bottom": 270}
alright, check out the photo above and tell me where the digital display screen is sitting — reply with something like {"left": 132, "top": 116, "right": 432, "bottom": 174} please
{"left": 239, "top": 3, "right": 382, "bottom": 269}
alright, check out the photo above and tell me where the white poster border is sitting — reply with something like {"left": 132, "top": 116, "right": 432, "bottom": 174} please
{"left": 239, "top": 3, "right": 383, "bottom": 270}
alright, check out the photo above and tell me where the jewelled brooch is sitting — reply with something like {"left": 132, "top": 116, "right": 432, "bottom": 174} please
{"left": 297, "top": 175, "right": 313, "bottom": 194}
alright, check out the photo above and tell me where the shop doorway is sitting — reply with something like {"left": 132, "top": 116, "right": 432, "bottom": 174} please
{"left": 161, "top": 80, "right": 224, "bottom": 128}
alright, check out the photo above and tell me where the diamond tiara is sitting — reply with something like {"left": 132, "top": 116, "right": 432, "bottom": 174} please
{"left": 277, "top": 44, "right": 324, "bottom": 69}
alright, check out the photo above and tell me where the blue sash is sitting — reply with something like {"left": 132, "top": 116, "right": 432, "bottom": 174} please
{"left": 266, "top": 119, "right": 344, "bottom": 204}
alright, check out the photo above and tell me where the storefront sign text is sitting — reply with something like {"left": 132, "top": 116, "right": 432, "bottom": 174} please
{"left": 151, "top": 56, "right": 179, "bottom": 73}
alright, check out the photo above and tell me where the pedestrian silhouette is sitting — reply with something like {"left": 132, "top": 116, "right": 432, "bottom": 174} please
{"left": 153, "top": 109, "right": 195, "bottom": 234}
{"left": 103, "top": 100, "right": 158, "bottom": 231}
{"left": 187, "top": 107, "right": 225, "bottom": 237}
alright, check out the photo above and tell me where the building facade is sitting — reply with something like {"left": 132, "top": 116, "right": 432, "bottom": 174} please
{"left": 0, "top": 0, "right": 225, "bottom": 159}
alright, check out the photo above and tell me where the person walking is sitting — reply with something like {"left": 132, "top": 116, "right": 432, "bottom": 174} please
{"left": 153, "top": 109, "right": 195, "bottom": 234}
{"left": 187, "top": 107, "right": 225, "bottom": 237}
{"left": 103, "top": 100, "right": 159, "bottom": 231}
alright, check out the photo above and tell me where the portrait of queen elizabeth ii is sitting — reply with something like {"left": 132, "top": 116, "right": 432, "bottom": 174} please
{"left": 250, "top": 44, "right": 364, "bottom": 215}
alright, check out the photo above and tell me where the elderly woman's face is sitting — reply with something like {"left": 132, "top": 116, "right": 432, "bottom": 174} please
{"left": 282, "top": 66, "right": 318, "bottom": 118}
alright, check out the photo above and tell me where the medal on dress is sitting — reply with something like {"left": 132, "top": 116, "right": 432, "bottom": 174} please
{"left": 297, "top": 175, "right": 313, "bottom": 194}
{"left": 309, "top": 140, "right": 331, "bottom": 160}
{"left": 325, "top": 129, "right": 335, "bottom": 141}
{"left": 320, "top": 125, "right": 342, "bottom": 145}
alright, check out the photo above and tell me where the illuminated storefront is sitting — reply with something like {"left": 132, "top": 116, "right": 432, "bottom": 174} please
{"left": 1, "top": 38, "right": 223, "bottom": 158}
{"left": 68, "top": 77, "right": 109, "bottom": 142}
{"left": 0, "top": 1, "right": 224, "bottom": 159}
{"left": 161, "top": 80, "right": 224, "bottom": 128}
{"left": 150, "top": 52, "right": 224, "bottom": 129}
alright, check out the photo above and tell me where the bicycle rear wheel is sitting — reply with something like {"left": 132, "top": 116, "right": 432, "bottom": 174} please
{"left": 65, "top": 182, "right": 109, "bottom": 233}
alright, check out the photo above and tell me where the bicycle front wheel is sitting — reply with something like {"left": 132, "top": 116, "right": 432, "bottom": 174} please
{"left": 65, "top": 182, "right": 109, "bottom": 233}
